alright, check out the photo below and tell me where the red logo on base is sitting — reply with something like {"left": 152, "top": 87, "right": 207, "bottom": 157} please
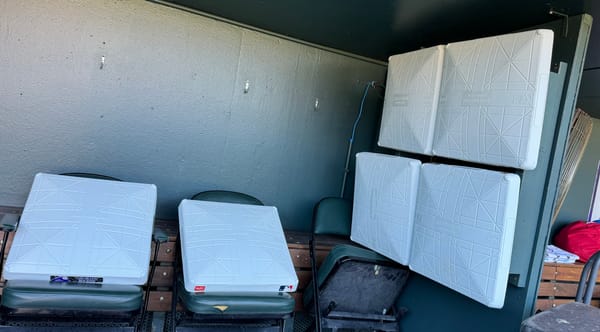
{"left": 194, "top": 285, "right": 206, "bottom": 292}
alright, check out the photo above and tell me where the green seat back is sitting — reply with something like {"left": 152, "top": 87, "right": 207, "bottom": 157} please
{"left": 60, "top": 172, "right": 122, "bottom": 181}
{"left": 191, "top": 190, "right": 263, "bottom": 206}
{"left": 312, "top": 197, "right": 352, "bottom": 237}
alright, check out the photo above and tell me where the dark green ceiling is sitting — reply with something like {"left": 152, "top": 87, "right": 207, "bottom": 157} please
{"left": 151, "top": 0, "right": 589, "bottom": 61}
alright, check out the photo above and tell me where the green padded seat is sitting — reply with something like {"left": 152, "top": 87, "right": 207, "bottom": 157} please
{"left": 1, "top": 280, "right": 142, "bottom": 311}
{"left": 303, "top": 244, "right": 390, "bottom": 306}
{"left": 178, "top": 281, "right": 295, "bottom": 315}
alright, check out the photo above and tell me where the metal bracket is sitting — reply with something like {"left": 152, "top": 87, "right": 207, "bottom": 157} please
{"left": 549, "top": 9, "right": 569, "bottom": 38}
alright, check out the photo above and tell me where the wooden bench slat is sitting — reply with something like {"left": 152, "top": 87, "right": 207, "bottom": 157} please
{"left": 540, "top": 264, "right": 556, "bottom": 281}
{"left": 535, "top": 299, "right": 554, "bottom": 312}
{"left": 543, "top": 263, "right": 600, "bottom": 283}
{"left": 554, "top": 298, "right": 600, "bottom": 307}
{"left": 151, "top": 266, "right": 174, "bottom": 287}
{"left": 289, "top": 248, "right": 329, "bottom": 269}
{"left": 147, "top": 291, "right": 173, "bottom": 312}
{"left": 152, "top": 241, "right": 177, "bottom": 262}
{"left": 537, "top": 282, "right": 556, "bottom": 297}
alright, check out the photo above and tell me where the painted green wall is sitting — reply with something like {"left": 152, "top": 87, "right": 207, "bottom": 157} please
{"left": 0, "top": 0, "right": 386, "bottom": 231}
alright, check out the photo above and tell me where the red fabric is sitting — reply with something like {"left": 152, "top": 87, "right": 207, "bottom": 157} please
{"left": 554, "top": 221, "right": 600, "bottom": 262}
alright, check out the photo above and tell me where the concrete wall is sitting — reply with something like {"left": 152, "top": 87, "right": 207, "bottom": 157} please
{"left": 0, "top": 0, "right": 386, "bottom": 230}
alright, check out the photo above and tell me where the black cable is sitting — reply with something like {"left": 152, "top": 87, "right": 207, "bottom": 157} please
{"left": 138, "top": 239, "right": 161, "bottom": 332}
{"left": 169, "top": 236, "right": 181, "bottom": 332}
{"left": 309, "top": 236, "right": 322, "bottom": 332}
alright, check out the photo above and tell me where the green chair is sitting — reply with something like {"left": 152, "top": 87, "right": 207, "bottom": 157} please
{"left": 0, "top": 173, "right": 165, "bottom": 332}
{"left": 304, "top": 197, "right": 409, "bottom": 332}
{"left": 167, "top": 190, "right": 295, "bottom": 332}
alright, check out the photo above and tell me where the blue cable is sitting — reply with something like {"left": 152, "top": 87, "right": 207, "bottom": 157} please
{"left": 349, "top": 81, "right": 376, "bottom": 143}
{"left": 340, "top": 80, "right": 378, "bottom": 197}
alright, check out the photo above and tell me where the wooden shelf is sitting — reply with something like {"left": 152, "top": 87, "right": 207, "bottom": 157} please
{"left": 536, "top": 262, "right": 600, "bottom": 311}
